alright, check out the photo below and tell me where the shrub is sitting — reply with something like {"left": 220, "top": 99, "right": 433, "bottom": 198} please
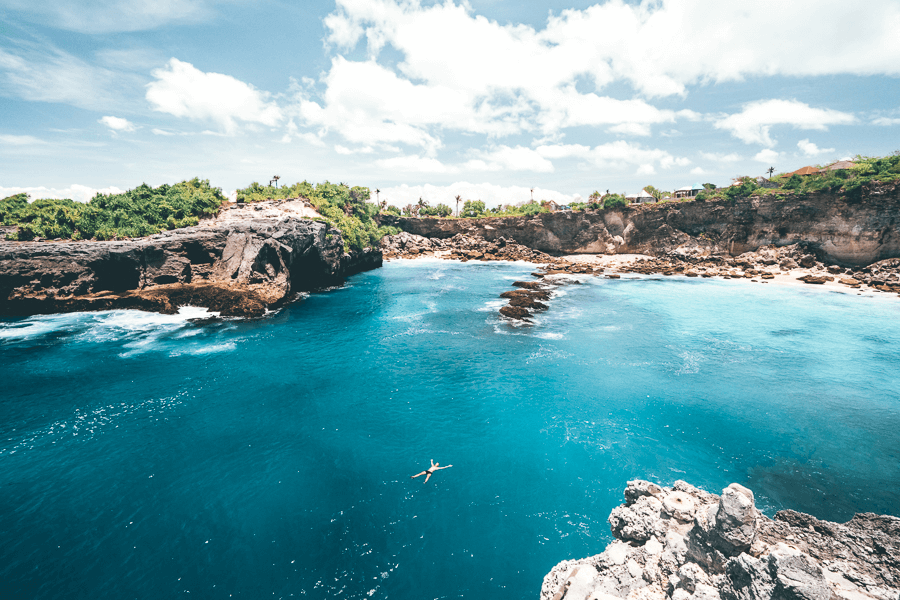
{"left": 1, "top": 179, "right": 226, "bottom": 241}
{"left": 603, "top": 194, "right": 628, "bottom": 209}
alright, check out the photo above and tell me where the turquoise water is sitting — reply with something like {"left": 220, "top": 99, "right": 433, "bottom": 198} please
{"left": 2, "top": 259, "right": 899, "bottom": 600}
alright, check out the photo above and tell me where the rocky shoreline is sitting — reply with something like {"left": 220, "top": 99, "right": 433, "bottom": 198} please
{"left": 380, "top": 231, "right": 900, "bottom": 322}
{"left": 541, "top": 480, "right": 900, "bottom": 600}
{"left": 0, "top": 211, "right": 380, "bottom": 318}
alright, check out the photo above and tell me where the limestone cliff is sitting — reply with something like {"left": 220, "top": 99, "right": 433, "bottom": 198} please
{"left": 380, "top": 182, "right": 900, "bottom": 267}
{"left": 0, "top": 215, "right": 381, "bottom": 317}
{"left": 541, "top": 480, "right": 900, "bottom": 600}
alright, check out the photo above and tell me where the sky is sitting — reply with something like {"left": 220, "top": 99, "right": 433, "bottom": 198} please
{"left": 1, "top": 0, "right": 899, "bottom": 207}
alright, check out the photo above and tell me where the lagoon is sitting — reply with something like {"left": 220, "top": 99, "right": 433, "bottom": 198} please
{"left": 1, "top": 259, "right": 899, "bottom": 600}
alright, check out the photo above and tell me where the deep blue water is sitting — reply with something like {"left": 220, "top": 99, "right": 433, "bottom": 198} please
{"left": 2, "top": 259, "right": 899, "bottom": 600}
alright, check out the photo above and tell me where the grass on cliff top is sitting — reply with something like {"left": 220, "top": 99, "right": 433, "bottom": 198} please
{"left": 0, "top": 178, "right": 226, "bottom": 241}
{"left": 234, "top": 180, "right": 398, "bottom": 253}
{"left": 695, "top": 153, "right": 900, "bottom": 202}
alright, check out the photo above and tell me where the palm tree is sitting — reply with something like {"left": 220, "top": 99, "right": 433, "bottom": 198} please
{"left": 455, "top": 195, "right": 462, "bottom": 217}
{"left": 375, "top": 188, "right": 381, "bottom": 205}
{"left": 272, "top": 175, "right": 280, "bottom": 188}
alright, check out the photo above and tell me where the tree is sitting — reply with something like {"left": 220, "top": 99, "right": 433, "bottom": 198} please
{"left": 455, "top": 194, "right": 462, "bottom": 217}
{"left": 702, "top": 183, "right": 716, "bottom": 190}
{"left": 588, "top": 190, "right": 602, "bottom": 202}
{"left": 461, "top": 199, "right": 486, "bottom": 218}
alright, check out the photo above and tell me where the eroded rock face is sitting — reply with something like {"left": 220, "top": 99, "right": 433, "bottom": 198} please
{"left": 381, "top": 182, "right": 900, "bottom": 267}
{"left": 541, "top": 480, "right": 900, "bottom": 600}
{"left": 0, "top": 217, "right": 381, "bottom": 317}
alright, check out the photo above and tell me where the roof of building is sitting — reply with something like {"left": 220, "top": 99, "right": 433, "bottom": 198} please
{"left": 821, "top": 160, "right": 856, "bottom": 171}
{"left": 788, "top": 166, "right": 819, "bottom": 176}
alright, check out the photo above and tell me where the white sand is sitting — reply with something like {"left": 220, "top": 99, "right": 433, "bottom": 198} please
{"left": 558, "top": 253, "right": 894, "bottom": 298}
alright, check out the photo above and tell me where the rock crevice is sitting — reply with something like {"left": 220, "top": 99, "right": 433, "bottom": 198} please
{"left": 541, "top": 481, "right": 900, "bottom": 600}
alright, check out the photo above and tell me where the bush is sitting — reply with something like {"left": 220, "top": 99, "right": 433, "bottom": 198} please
{"left": 1, "top": 179, "right": 226, "bottom": 241}
{"left": 461, "top": 200, "right": 487, "bottom": 218}
{"left": 603, "top": 194, "right": 628, "bottom": 209}
{"left": 724, "top": 178, "right": 758, "bottom": 202}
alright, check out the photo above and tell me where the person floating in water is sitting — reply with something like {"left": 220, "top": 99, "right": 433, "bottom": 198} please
{"left": 410, "top": 459, "right": 452, "bottom": 483}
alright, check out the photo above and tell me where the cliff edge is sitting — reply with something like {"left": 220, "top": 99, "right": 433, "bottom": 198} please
{"left": 0, "top": 206, "right": 381, "bottom": 317}
{"left": 541, "top": 481, "right": 899, "bottom": 600}
{"left": 381, "top": 182, "right": 900, "bottom": 267}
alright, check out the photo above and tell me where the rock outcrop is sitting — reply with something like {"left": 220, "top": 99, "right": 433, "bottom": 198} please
{"left": 541, "top": 480, "right": 900, "bottom": 600}
{"left": 379, "top": 182, "right": 900, "bottom": 267}
{"left": 381, "top": 231, "right": 551, "bottom": 263}
{"left": 0, "top": 216, "right": 381, "bottom": 317}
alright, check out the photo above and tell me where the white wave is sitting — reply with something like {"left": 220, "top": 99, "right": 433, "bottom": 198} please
{"left": 170, "top": 341, "right": 236, "bottom": 356}
{"left": 536, "top": 331, "right": 566, "bottom": 340}
{"left": 477, "top": 300, "right": 507, "bottom": 312}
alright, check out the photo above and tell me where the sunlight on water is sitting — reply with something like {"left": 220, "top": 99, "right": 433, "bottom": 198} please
{"left": 1, "top": 260, "right": 899, "bottom": 600}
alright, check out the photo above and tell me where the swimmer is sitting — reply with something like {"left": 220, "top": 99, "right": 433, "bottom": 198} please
{"left": 410, "top": 459, "right": 452, "bottom": 483}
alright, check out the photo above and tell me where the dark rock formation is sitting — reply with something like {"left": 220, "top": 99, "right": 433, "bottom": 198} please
{"left": 541, "top": 480, "right": 900, "bottom": 600}
{"left": 379, "top": 182, "right": 900, "bottom": 267}
{"left": 0, "top": 217, "right": 381, "bottom": 317}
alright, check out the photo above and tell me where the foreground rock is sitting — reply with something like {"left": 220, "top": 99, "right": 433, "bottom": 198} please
{"left": 541, "top": 480, "right": 900, "bottom": 600}
{"left": 0, "top": 216, "right": 380, "bottom": 317}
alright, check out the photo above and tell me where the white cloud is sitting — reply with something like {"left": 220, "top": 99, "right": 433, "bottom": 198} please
{"left": 754, "top": 149, "right": 780, "bottom": 163}
{"left": 797, "top": 139, "right": 835, "bottom": 156}
{"left": 0, "top": 184, "right": 125, "bottom": 203}
{"left": 464, "top": 146, "right": 554, "bottom": 173}
{"left": 151, "top": 128, "right": 175, "bottom": 136}
{"left": 872, "top": 117, "right": 900, "bottom": 126}
{"left": 376, "top": 182, "right": 577, "bottom": 209}
{"left": 99, "top": 115, "right": 136, "bottom": 132}
{"left": 609, "top": 122, "right": 652, "bottom": 137}
{"left": 324, "top": 0, "right": 900, "bottom": 103}
{"left": 714, "top": 99, "right": 855, "bottom": 146}
{"left": 536, "top": 141, "right": 687, "bottom": 172}
{"left": 636, "top": 164, "right": 656, "bottom": 176}
{"left": 147, "top": 58, "right": 282, "bottom": 134}
{"left": 690, "top": 166, "right": 706, "bottom": 175}
{"left": 0, "top": 44, "right": 138, "bottom": 111}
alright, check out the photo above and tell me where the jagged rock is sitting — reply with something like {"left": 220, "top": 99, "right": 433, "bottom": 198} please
{"left": 0, "top": 217, "right": 380, "bottom": 317}
{"left": 499, "top": 305, "right": 532, "bottom": 320}
{"left": 500, "top": 289, "right": 552, "bottom": 301}
{"left": 541, "top": 481, "right": 900, "bottom": 600}
{"left": 513, "top": 281, "right": 548, "bottom": 290}
{"left": 507, "top": 296, "right": 548, "bottom": 310}
{"left": 799, "top": 255, "right": 817, "bottom": 268}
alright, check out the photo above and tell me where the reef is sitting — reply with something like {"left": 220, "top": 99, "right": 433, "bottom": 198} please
{"left": 541, "top": 480, "right": 900, "bottom": 600}
{"left": 0, "top": 210, "right": 380, "bottom": 317}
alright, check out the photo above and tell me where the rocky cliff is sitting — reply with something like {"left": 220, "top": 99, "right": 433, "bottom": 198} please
{"left": 380, "top": 183, "right": 900, "bottom": 267}
{"left": 541, "top": 480, "right": 900, "bottom": 600}
{"left": 0, "top": 214, "right": 381, "bottom": 317}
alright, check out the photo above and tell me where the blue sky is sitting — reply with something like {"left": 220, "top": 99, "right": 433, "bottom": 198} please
{"left": 1, "top": 0, "right": 899, "bottom": 206}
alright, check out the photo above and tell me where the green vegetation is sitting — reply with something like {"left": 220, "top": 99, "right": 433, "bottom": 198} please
{"left": 460, "top": 200, "right": 487, "bottom": 218}
{"left": 771, "top": 153, "right": 900, "bottom": 197}
{"left": 234, "top": 180, "right": 398, "bottom": 253}
{"left": 0, "top": 178, "right": 226, "bottom": 241}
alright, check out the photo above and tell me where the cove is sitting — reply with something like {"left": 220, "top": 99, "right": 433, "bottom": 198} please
{"left": 1, "top": 259, "right": 899, "bottom": 600}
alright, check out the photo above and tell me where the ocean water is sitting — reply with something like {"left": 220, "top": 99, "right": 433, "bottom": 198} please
{"left": 1, "top": 259, "right": 899, "bottom": 600}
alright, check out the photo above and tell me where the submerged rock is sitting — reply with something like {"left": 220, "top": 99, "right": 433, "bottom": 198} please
{"left": 541, "top": 480, "right": 900, "bottom": 600}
